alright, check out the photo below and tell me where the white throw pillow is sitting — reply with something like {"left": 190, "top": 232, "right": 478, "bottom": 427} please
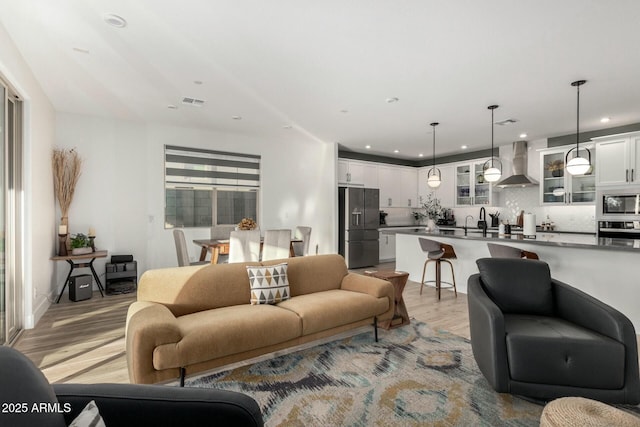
{"left": 247, "top": 263, "right": 290, "bottom": 305}
{"left": 69, "top": 400, "right": 105, "bottom": 427}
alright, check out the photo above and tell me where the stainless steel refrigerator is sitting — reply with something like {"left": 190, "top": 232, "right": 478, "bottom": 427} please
{"left": 338, "top": 187, "right": 380, "bottom": 268}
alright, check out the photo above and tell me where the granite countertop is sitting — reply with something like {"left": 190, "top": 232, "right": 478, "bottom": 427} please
{"left": 380, "top": 225, "right": 596, "bottom": 235}
{"left": 393, "top": 228, "right": 640, "bottom": 252}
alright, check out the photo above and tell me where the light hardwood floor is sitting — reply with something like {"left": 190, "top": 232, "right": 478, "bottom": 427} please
{"left": 12, "top": 262, "right": 637, "bottom": 385}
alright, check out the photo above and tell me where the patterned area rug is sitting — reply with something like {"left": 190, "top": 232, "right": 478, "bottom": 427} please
{"left": 187, "top": 321, "right": 547, "bottom": 426}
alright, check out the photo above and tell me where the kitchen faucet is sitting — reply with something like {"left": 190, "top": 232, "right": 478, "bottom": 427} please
{"left": 464, "top": 215, "right": 473, "bottom": 236}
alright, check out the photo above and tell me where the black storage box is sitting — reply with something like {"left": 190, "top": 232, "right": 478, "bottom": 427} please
{"left": 69, "top": 274, "right": 92, "bottom": 302}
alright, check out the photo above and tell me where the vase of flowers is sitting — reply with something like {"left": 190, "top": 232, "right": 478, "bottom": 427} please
{"left": 420, "top": 194, "right": 444, "bottom": 232}
{"left": 237, "top": 217, "right": 258, "bottom": 230}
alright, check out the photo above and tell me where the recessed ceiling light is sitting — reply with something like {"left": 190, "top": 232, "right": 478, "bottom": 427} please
{"left": 104, "top": 14, "right": 127, "bottom": 28}
{"left": 340, "top": 109, "right": 349, "bottom": 113}
{"left": 283, "top": 124, "right": 292, "bottom": 129}
{"left": 519, "top": 133, "right": 528, "bottom": 138}
{"left": 365, "top": 145, "right": 371, "bottom": 149}
{"left": 194, "top": 80, "right": 203, "bottom": 85}
{"left": 232, "top": 116, "right": 242, "bottom": 120}
{"left": 600, "top": 117, "right": 611, "bottom": 123}
{"left": 72, "top": 47, "right": 90, "bottom": 54}
{"left": 393, "top": 149, "right": 399, "bottom": 153}
{"left": 386, "top": 97, "right": 399, "bottom": 103}
{"left": 461, "top": 145, "right": 468, "bottom": 150}
{"left": 167, "top": 104, "right": 177, "bottom": 109}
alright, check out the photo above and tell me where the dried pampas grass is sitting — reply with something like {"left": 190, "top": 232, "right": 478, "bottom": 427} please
{"left": 52, "top": 148, "right": 82, "bottom": 218}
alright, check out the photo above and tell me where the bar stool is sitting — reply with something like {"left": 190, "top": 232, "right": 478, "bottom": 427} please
{"left": 419, "top": 238, "right": 457, "bottom": 300}
{"left": 487, "top": 243, "right": 539, "bottom": 259}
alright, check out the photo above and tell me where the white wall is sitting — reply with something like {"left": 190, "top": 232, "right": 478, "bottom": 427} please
{"left": 0, "top": 23, "right": 57, "bottom": 328}
{"left": 55, "top": 113, "right": 337, "bottom": 286}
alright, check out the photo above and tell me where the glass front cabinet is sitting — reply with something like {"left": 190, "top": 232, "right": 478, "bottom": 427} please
{"left": 455, "top": 161, "right": 492, "bottom": 206}
{"left": 540, "top": 147, "right": 596, "bottom": 205}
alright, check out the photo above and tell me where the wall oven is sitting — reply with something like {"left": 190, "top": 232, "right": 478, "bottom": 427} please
{"left": 597, "top": 188, "right": 640, "bottom": 238}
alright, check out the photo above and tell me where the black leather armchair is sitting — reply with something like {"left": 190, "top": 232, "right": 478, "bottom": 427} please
{"left": 0, "top": 346, "right": 263, "bottom": 427}
{"left": 468, "top": 258, "right": 640, "bottom": 404}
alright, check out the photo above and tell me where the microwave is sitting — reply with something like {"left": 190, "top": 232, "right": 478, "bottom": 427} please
{"left": 597, "top": 189, "right": 640, "bottom": 220}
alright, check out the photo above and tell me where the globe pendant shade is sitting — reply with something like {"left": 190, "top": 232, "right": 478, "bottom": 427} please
{"left": 566, "top": 156, "right": 590, "bottom": 175}
{"left": 484, "top": 167, "right": 502, "bottom": 182}
{"left": 427, "top": 174, "right": 442, "bottom": 188}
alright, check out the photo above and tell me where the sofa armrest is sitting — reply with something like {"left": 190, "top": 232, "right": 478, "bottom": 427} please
{"left": 53, "top": 383, "right": 263, "bottom": 427}
{"left": 340, "top": 273, "right": 395, "bottom": 321}
{"left": 467, "top": 274, "right": 509, "bottom": 392}
{"left": 125, "top": 302, "right": 183, "bottom": 384}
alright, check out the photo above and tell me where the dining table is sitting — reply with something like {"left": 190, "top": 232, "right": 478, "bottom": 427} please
{"left": 193, "top": 238, "right": 303, "bottom": 264}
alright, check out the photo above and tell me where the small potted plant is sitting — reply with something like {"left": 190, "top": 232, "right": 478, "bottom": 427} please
{"left": 70, "top": 233, "right": 93, "bottom": 255}
{"left": 546, "top": 160, "right": 564, "bottom": 177}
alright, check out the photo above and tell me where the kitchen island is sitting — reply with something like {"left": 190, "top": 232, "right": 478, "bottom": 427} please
{"left": 395, "top": 228, "right": 640, "bottom": 330}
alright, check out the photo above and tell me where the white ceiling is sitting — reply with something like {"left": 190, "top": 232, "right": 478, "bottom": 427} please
{"left": 2, "top": 0, "right": 640, "bottom": 159}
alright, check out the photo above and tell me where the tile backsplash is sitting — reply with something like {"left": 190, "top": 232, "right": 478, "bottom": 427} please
{"left": 451, "top": 186, "right": 595, "bottom": 232}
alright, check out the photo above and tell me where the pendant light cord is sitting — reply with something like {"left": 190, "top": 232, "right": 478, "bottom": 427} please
{"left": 432, "top": 124, "right": 436, "bottom": 169}
{"left": 576, "top": 82, "right": 580, "bottom": 154}
{"left": 491, "top": 107, "right": 495, "bottom": 167}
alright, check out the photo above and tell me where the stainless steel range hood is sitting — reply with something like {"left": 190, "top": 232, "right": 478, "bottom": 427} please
{"left": 495, "top": 140, "right": 539, "bottom": 188}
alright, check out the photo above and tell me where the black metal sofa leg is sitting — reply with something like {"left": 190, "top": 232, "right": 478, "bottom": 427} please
{"left": 373, "top": 316, "right": 378, "bottom": 342}
{"left": 180, "top": 367, "right": 186, "bottom": 387}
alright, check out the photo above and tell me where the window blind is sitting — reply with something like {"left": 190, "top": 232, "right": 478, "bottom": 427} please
{"left": 165, "top": 145, "right": 260, "bottom": 189}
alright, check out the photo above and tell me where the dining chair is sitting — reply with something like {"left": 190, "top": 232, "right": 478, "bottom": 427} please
{"left": 293, "top": 226, "right": 312, "bottom": 256}
{"left": 210, "top": 224, "right": 236, "bottom": 240}
{"left": 262, "top": 229, "right": 292, "bottom": 261}
{"left": 228, "top": 230, "right": 261, "bottom": 263}
{"left": 173, "top": 229, "right": 208, "bottom": 266}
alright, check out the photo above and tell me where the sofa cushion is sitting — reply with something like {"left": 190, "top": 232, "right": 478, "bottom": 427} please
{"left": 247, "top": 263, "right": 290, "bottom": 305}
{"left": 262, "top": 254, "right": 348, "bottom": 297}
{"left": 276, "top": 289, "right": 389, "bottom": 335}
{"left": 476, "top": 258, "right": 554, "bottom": 315}
{"left": 153, "top": 304, "right": 302, "bottom": 369}
{"left": 504, "top": 314, "right": 625, "bottom": 389}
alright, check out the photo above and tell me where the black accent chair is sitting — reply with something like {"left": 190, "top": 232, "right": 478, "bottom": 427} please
{"left": 0, "top": 346, "right": 263, "bottom": 427}
{"left": 468, "top": 258, "right": 640, "bottom": 404}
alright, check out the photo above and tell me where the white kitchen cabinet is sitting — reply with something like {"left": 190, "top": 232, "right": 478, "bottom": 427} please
{"left": 455, "top": 160, "right": 493, "bottom": 206}
{"left": 379, "top": 231, "right": 396, "bottom": 261}
{"left": 539, "top": 146, "right": 596, "bottom": 205}
{"left": 593, "top": 132, "right": 640, "bottom": 186}
{"left": 338, "top": 159, "right": 378, "bottom": 187}
{"left": 378, "top": 165, "right": 417, "bottom": 208}
{"left": 418, "top": 165, "right": 455, "bottom": 208}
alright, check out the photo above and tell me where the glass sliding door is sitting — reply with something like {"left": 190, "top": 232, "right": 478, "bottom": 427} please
{"left": 0, "top": 78, "right": 23, "bottom": 344}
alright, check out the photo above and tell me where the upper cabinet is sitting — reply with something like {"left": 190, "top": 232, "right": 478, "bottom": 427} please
{"left": 379, "top": 165, "right": 417, "bottom": 208}
{"left": 539, "top": 146, "right": 596, "bottom": 205}
{"left": 455, "top": 161, "right": 493, "bottom": 206}
{"left": 593, "top": 132, "right": 640, "bottom": 187}
{"left": 418, "top": 165, "right": 455, "bottom": 208}
{"left": 338, "top": 159, "right": 378, "bottom": 188}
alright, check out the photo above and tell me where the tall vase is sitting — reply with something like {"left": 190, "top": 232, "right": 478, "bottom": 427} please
{"left": 61, "top": 216, "right": 70, "bottom": 250}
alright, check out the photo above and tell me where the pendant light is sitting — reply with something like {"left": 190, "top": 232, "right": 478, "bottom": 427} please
{"left": 565, "top": 80, "right": 591, "bottom": 175}
{"left": 427, "top": 122, "right": 442, "bottom": 188}
{"left": 483, "top": 105, "right": 502, "bottom": 182}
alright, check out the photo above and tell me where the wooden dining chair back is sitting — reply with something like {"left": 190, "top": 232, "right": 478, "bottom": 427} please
{"left": 262, "top": 229, "right": 292, "bottom": 261}
{"left": 293, "top": 226, "right": 312, "bottom": 256}
{"left": 229, "top": 230, "right": 261, "bottom": 263}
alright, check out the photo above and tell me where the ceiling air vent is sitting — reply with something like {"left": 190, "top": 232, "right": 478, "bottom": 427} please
{"left": 181, "top": 97, "right": 206, "bottom": 107}
{"left": 494, "top": 118, "right": 518, "bottom": 126}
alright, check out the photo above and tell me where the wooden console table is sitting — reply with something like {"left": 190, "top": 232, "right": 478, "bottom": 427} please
{"left": 50, "top": 250, "right": 108, "bottom": 303}
{"left": 363, "top": 270, "right": 410, "bottom": 329}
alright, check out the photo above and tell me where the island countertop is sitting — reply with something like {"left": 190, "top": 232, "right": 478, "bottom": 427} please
{"left": 390, "top": 227, "right": 640, "bottom": 253}
{"left": 394, "top": 230, "right": 640, "bottom": 331}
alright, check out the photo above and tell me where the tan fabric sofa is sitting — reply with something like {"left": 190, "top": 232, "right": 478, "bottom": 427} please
{"left": 126, "top": 254, "right": 395, "bottom": 385}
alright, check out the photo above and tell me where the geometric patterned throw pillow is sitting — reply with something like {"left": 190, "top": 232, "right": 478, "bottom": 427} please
{"left": 247, "top": 263, "right": 290, "bottom": 305}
